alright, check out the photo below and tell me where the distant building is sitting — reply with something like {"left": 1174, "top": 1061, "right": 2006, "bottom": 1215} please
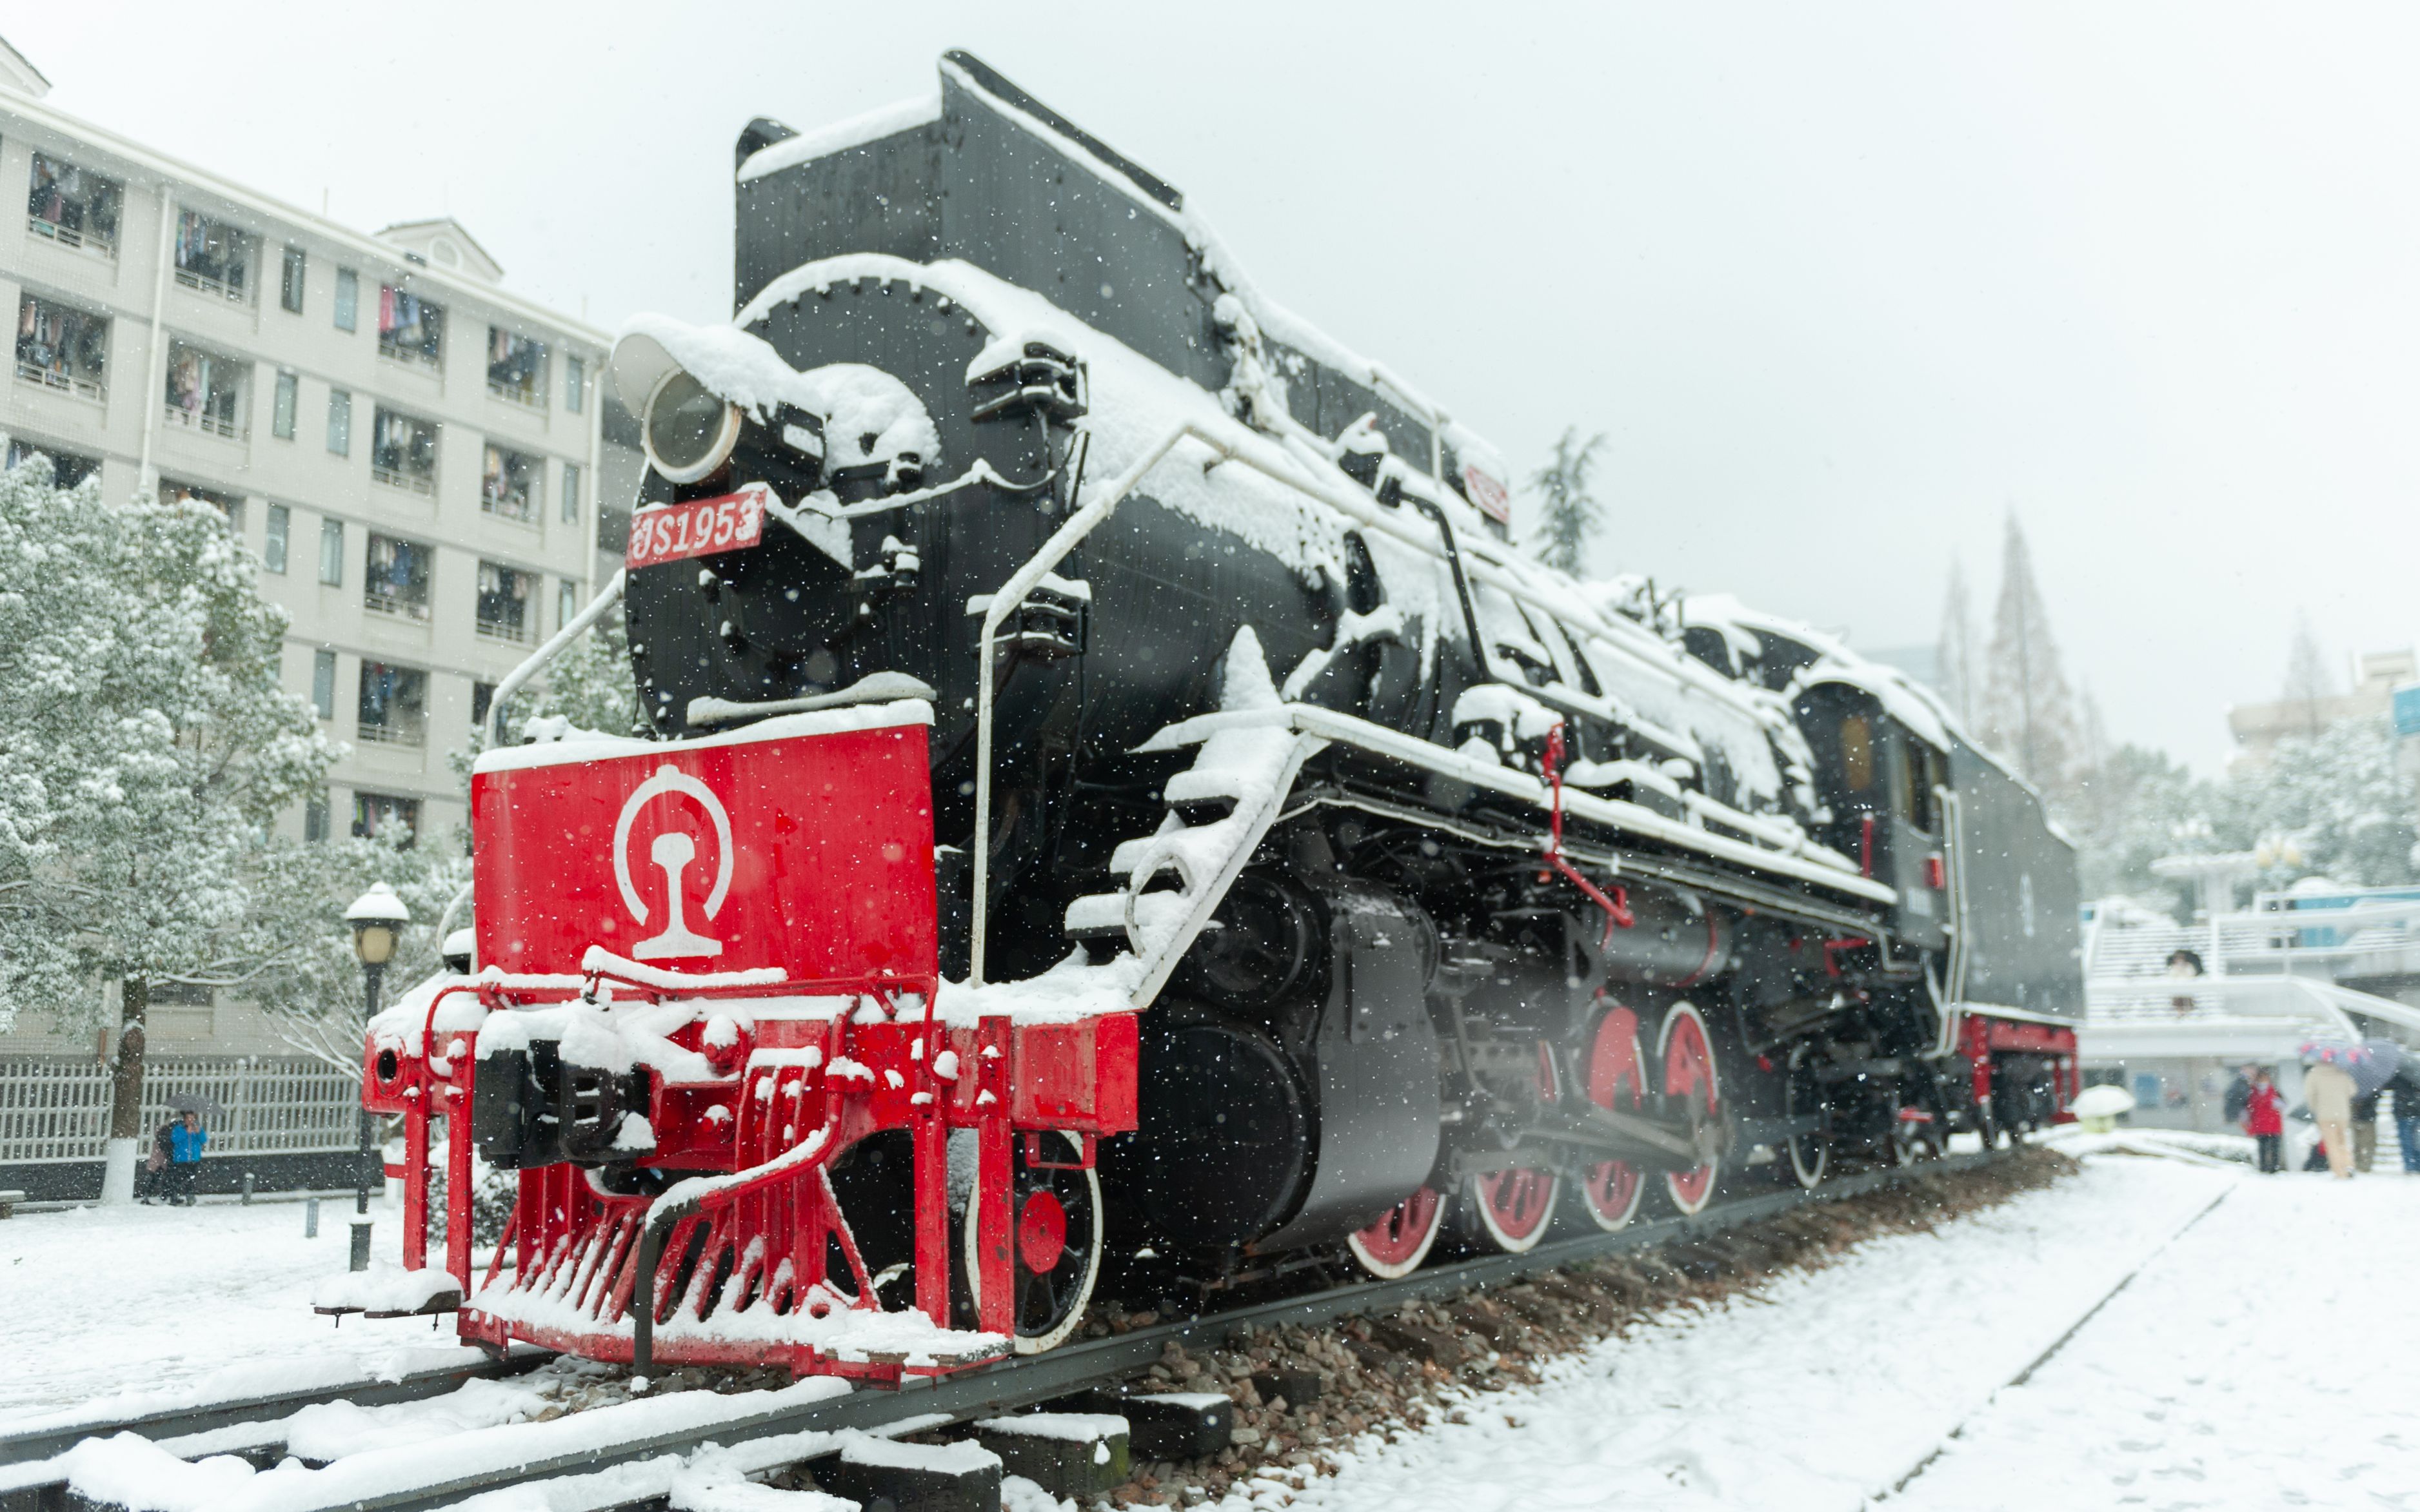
{"left": 2227, "top": 649, "right": 2416, "bottom": 767}
{"left": 0, "top": 37, "right": 639, "bottom": 1059}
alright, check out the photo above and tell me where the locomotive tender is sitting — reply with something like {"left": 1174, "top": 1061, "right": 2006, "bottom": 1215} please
{"left": 357, "top": 52, "right": 2080, "bottom": 1377}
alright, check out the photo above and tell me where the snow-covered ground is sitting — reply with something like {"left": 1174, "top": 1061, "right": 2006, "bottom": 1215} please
{"left": 1219, "top": 1159, "right": 2417, "bottom": 1512}
{"left": 0, "top": 1197, "right": 479, "bottom": 1424}
{"left": 5, "top": 1158, "right": 2414, "bottom": 1511}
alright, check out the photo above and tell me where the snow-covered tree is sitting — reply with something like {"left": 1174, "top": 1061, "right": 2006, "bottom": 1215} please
{"left": 2212, "top": 715, "right": 2417, "bottom": 890}
{"left": 2279, "top": 610, "right": 2335, "bottom": 740}
{"left": 0, "top": 458, "right": 336, "bottom": 1192}
{"left": 1978, "top": 513, "right": 2083, "bottom": 798}
{"left": 1527, "top": 429, "right": 1607, "bottom": 576}
{"left": 1934, "top": 558, "right": 1979, "bottom": 727}
{"left": 2067, "top": 743, "right": 2212, "bottom": 907}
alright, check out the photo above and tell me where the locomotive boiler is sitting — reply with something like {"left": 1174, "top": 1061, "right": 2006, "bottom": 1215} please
{"left": 353, "top": 52, "right": 2081, "bottom": 1375}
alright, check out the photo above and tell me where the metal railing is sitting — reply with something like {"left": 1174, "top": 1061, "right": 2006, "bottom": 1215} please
{"left": 26, "top": 216, "right": 116, "bottom": 258}
{"left": 173, "top": 266, "right": 248, "bottom": 304}
{"left": 372, "top": 465, "right": 435, "bottom": 496}
{"left": 379, "top": 339, "right": 442, "bottom": 370}
{"left": 0, "top": 1055, "right": 358, "bottom": 1165}
{"left": 474, "top": 616, "right": 530, "bottom": 645}
{"left": 486, "top": 379, "right": 546, "bottom": 409}
{"left": 15, "top": 362, "right": 106, "bottom": 403}
{"left": 162, "top": 404, "right": 241, "bottom": 440}
{"left": 364, "top": 591, "right": 431, "bottom": 622}
{"left": 354, "top": 719, "right": 426, "bottom": 749}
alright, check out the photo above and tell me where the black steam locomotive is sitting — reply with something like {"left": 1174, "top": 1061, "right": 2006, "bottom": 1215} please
{"left": 593, "top": 51, "right": 2079, "bottom": 1332}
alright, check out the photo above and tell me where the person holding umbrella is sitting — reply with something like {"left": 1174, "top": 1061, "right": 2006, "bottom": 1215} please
{"left": 2299, "top": 1040, "right": 2402, "bottom": 1179}
{"left": 158, "top": 1092, "right": 225, "bottom": 1206}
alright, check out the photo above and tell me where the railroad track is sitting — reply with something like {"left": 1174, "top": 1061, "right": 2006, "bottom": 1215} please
{"left": 8, "top": 1150, "right": 2007, "bottom": 1512}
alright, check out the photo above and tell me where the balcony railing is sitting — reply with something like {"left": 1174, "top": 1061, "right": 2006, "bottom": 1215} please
{"left": 16, "top": 362, "right": 106, "bottom": 404}
{"left": 163, "top": 404, "right": 241, "bottom": 440}
{"left": 486, "top": 379, "right": 546, "bottom": 409}
{"left": 354, "top": 720, "right": 426, "bottom": 749}
{"left": 475, "top": 615, "right": 530, "bottom": 644}
{"left": 26, "top": 217, "right": 115, "bottom": 259}
{"left": 379, "top": 338, "right": 441, "bottom": 371}
{"left": 481, "top": 493, "right": 535, "bottom": 522}
{"left": 364, "top": 591, "right": 431, "bottom": 622}
{"left": 174, "top": 266, "right": 248, "bottom": 305}
{"left": 372, "top": 465, "right": 435, "bottom": 496}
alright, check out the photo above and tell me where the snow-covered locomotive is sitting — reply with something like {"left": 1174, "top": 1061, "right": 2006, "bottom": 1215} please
{"left": 355, "top": 52, "right": 2079, "bottom": 1377}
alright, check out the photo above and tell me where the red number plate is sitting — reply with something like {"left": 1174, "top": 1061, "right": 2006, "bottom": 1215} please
{"left": 626, "top": 483, "right": 771, "bottom": 570}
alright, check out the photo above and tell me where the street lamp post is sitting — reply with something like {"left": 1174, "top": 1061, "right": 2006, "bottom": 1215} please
{"left": 345, "top": 883, "right": 411, "bottom": 1272}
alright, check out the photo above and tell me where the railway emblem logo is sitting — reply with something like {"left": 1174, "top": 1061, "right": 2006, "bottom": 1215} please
{"left": 613, "top": 764, "right": 735, "bottom": 959}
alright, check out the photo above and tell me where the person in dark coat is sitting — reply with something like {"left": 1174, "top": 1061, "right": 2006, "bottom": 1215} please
{"left": 2224, "top": 1065, "right": 2254, "bottom": 1126}
{"left": 2243, "top": 1067, "right": 2286, "bottom": 1173}
{"left": 136, "top": 1116, "right": 176, "bottom": 1204}
{"left": 163, "top": 1110, "right": 206, "bottom": 1206}
{"left": 2393, "top": 1069, "right": 2420, "bottom": 1174}
{"left": 2354, "top": 1088, "right": 2381, "bottom": 1173}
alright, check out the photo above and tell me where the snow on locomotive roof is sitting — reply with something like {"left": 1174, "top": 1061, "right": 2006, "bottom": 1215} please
{"left": 1681, "top": 592, "right": 1961, "bottom": 753}
{"left": 735, "top": 92, "right": 943, "bottom": 183}
{"left": 471, "top": 698, "right": 933, "bottom": 775}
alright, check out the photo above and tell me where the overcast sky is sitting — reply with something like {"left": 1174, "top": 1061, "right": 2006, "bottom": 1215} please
{"left": 14, "top": 3, "right": 2418, "bottom": 770}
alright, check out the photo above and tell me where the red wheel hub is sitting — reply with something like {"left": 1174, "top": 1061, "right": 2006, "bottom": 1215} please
{"left": 1351, "top": 1186, "right": 1441, "bottom": 1268}
{"left": 1017, "top": 1190, "right": 1068, "bottom": 1274}
{"left": 1582, "top": 1005, "right": 1645, "bottom": 1225}
{"left": 1663, "top": 1006, "right": 1719, "bottom": 1210}
{"left": 1476, "top": 1167, "right": 1556, "bottom": 1241}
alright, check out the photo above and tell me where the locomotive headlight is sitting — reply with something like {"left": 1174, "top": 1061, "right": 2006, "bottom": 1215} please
{"left": 643, "top": 369, "right": 742, "bottom": 484}
{"left": 611, "top": 329, "right": 744, "bottom": 485}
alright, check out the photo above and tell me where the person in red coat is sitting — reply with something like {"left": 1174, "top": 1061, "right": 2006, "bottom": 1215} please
{"left": 2243, "top": 1067, "right": 2285, "bottom": 1173}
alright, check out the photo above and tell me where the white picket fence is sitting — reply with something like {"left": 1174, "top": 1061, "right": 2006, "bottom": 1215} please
{"left": 0, "top": 1055, "right": 358, "bottom": 1165}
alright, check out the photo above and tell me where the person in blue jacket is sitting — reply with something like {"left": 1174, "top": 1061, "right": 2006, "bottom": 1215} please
{"left": 163, "top": 1110, "right": 207, "bottom": 1206}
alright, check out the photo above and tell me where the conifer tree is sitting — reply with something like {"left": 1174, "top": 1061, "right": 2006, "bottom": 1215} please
{"left": 2280, "top": 610, "right": 2335, "bottom": 739}
{"left": 1527, "top": 428, "right": 1607, "bottom": 576}
{"left": 1979, "top": 513, "right": 2083, "bottom": 796}
{"left": 1934, "top": 558, "right": 1979, "bottom": 727}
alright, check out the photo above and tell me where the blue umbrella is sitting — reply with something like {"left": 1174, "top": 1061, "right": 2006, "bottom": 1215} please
{"left": 2299, "top": 1038, "right": 2404, "bottom": 1100}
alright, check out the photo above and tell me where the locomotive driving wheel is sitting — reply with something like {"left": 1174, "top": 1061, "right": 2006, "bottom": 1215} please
{"left": 964, "top": 1130, "right": 1102, "bottom": 1354}
{"left": 1658, "top": 1001, "right": 1723, "bottom": 1215}
{"left": 1785, "top": 1041, "right": 1829, "bottom": 1190}
{"left": 1572, "top": 1001, "right": 1649, "bottom": 1230}
{"left": 1467, "top": 1043, "right": 1562, "bottom": 1253}
{"left": 1346, "top": 1185, "right": 1445, "bottom": 1279}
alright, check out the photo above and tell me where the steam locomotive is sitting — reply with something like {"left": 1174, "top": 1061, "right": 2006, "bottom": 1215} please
{"left": 357, "top": 52, "right": 2079, "bottom": 1377}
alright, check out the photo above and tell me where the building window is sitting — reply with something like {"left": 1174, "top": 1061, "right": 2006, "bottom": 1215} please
{"left": 14, "top": 294, "right": 108, "bottom": 403}
{"left": 164, "top": 341, "right": 246, "bottom": 438}
{"left": 279, "top": 247, "right": 306, "bottom": 313}
{"left": 352, "top": 791, "right": 421, "bottom": 844}
{"left": 264, "top": 504, "right": 290, "bottom": 573}
{"left": 475, "top": 561, "right": 535, "bottom": 643}
{"left": 311, "top": 647, "right": 336, "bottom": 717}
{"left": 558, "top": 580, "right": 579, "bottom": 630}
{"left": 357, "top": 663, "right": 428, "bottom": 748}
{"left": 26, "top": 153, "right": 123, "bottom": 257}
{"left": 272, "top": 370, "right": 298, "bottom": 438}
{"left": 377, "top": 286, "right": 444, "bottom": 368}
{"left": 159, "top": 478, "right": 241, "bottom": 532}
{"left": 333, "top": 268, "right": 358, "bottom": 331}
{"left": 326, "top": 388, "right": 352, "bottom": 455}
{"left": 560, "top": 462, "right": 580, "bottom": 525}
{"left": 487, "top": 328, "right": 547, "bottom": 407}
{"left": 481, "top": 443, "right": 541, "bottom": 521}
{"left": 303, "top": 790, "right": 331, "bottom": 841}
{"left": 173, "top": 210, "right": 255, "bottom": 303}
{"left": 566, "top": 354, "right": 584, "bottom": 413}
{"left": 5, "top": 440, "right": 101, "bottom": 489}
{"left": 471, "top": 680, "right": 496, "bottom": 731}
{"left": 318, "top": 518, "right": 344, "bottom": 585}
{"left": 364, "top": 533, "right": 433, "bottom": 620}
{"left": 372, "top": 407, "right": 439, "bottom": 495}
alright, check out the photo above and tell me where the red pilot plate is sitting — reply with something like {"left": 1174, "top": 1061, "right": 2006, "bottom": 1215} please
{"left": 626, "top": 483, "right": 771, "bottom": 570}
{"left": 470, "top": 704, "right": 937, "bottom": 980}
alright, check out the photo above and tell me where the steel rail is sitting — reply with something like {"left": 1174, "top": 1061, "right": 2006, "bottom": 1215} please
{"left": 0, "top": 1349, "right": 552, "bottom": 1468}
{"left": 21, "top": 1151, "right": 2010, "bottom": 1512}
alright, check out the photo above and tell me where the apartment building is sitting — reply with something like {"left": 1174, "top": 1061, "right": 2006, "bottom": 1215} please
{"left": 0, "top": 47, "right": 636, "bottom": 870}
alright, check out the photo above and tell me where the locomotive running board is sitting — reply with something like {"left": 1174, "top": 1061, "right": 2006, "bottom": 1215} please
{"left": 1138, "top": 702, "right": 1898, "bottom": 906}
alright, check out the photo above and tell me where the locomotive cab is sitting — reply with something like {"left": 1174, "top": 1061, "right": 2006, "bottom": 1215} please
{"left": 1793, "top": 680, "right": 1953, "bottom": 951}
